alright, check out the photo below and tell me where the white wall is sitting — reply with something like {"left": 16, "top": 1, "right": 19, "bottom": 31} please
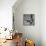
{"left": 13, "top": 0, "right": 41, "bottom": 46}
{"left": 0, "top": 0, "right": 16, "bottom": 30}
{"left": 40, "top": 0, "right": 46, "bottom": 46}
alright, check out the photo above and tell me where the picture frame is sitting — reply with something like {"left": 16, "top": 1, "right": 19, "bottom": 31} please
{"left": 23, "top": 14, "right": 35, "bottom": 26}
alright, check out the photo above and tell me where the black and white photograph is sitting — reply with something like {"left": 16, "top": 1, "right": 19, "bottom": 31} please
{"left": 23, "top": 14, "right": 35, "bottom": 26}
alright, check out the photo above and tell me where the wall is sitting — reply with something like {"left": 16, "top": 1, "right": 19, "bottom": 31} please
{"left": 0, "top": 0, "right": 16, "bottom": 30}
{"left": 13, "top": 0, "right": 41, "bottom": 46}
{"left": 40, "top": 0, "right": 46, "bottom": 46}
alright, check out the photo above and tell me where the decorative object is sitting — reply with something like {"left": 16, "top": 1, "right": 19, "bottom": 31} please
{"left": 25, "top": 40, "right": 35, "bottom": 46}
{"left": 23, "top": 14, "right": 35, "bottom": 26}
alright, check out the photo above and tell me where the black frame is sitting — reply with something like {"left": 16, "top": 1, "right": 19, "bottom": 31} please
{"left": 23, "top": 14, "right": 35, "bottom": 26}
